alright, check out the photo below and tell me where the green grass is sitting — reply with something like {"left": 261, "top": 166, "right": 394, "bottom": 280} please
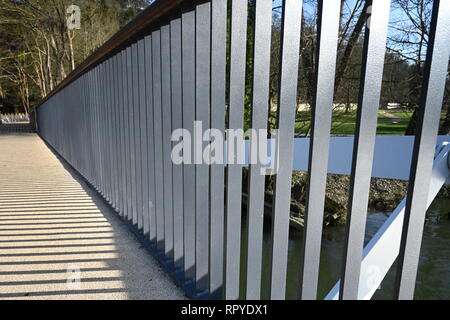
{"left": 388, "top": 111, "right": 414, "bottom": 118}
{"left": 330, "top": 111, "right": 412, "bottom": 135}
{"left": 331, "top": 122, "right": 356, "bottom": 135}
{"left": 294, "top": 110, "right": 410, "bottom": 135}
{"left": 281, "top": 109, "right": 446, "bottom": 136}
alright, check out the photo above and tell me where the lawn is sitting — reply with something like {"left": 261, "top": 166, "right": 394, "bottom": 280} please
{"left": 293, "top": 110, "right": 445, "bottom": 136}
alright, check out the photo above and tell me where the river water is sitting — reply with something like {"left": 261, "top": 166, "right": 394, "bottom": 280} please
{"left": 239, "top": 198, "right": 450, "bottom": 299}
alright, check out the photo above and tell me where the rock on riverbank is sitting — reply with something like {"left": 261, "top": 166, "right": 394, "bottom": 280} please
{"left": 243, "top": 169, "right": 449, "bottom": 227}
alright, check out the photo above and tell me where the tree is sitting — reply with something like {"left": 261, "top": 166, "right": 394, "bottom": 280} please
{"left": 0, "top": 0, "right": 145, "bottom": 114}
{"left": 388, "top": 0, "right": 449, "bottom": 135}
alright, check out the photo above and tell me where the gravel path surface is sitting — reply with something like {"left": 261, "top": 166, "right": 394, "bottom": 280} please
{"left": 0, "top": 133, "right": 185, "bottom": 300}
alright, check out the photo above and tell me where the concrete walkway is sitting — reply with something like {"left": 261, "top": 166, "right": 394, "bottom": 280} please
{"left": 0, "top": 133, "right": 185, "bottom": 300}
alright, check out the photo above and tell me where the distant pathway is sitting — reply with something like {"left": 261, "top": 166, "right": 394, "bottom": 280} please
{"left": 0, "top": 133, "right": 185, "bottom": 300}
{"left": 379, "top": 111, "right": 401, "bottom": 121}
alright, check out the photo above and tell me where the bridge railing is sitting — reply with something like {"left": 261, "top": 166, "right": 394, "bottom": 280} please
{"left": 36, "top": 0, "right": 450, "bottom": 300}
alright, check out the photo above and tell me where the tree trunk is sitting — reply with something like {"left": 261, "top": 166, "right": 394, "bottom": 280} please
{"left": 439, "top": 105, "right": 450, "bottom": 135}
{"left": 334, "top": 2, "right": 368, "bottom": 93}
{"left": 68, "top": 30, "right": 76, "bottom": 71}
{"left": 405, "top": 108, "right": 418, "bottom": 135}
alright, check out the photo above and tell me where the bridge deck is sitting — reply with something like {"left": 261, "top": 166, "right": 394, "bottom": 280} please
{"left": 0, "top": 133, "right": 185, "bottom": 300}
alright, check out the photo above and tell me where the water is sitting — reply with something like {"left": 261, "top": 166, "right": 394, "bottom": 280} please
{"left": 239, "top": 198, "right": 450, "bottom": 300}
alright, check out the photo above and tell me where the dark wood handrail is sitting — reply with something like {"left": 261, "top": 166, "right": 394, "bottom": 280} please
{"left": 37, "top": 0, "right": 185, "bottom": 108}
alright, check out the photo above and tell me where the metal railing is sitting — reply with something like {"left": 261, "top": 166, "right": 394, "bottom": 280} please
{"left": 36, "top": 0, "right": 450, "bottom": 300}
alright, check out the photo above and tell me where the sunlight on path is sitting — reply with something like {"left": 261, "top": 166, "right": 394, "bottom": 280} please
{"left": 0, "top": 134, "right": 185, "bottom": 300}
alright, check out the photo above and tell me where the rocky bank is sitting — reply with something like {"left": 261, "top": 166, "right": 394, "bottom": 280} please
{"left": 242, "top": 169, "right": 450, "bottom": 227}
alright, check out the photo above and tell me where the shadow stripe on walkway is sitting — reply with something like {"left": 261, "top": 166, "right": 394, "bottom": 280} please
{"left": 0, "top": 134, "right": 185, "bottom": 300}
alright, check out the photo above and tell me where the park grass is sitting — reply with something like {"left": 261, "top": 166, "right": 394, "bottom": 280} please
{"left": 294, "top": 110, "right": 445, "bottom": 136}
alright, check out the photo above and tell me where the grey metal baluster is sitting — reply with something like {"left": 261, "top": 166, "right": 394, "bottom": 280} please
{"left": 394, "top": 0, "right": 450, "bottom": 300}
{"left": 96, "top": 64, "right": 102, "bottom": 194}
{"left": 101, "top": 62, "right": 106, "bottom": 196}
{"left": 132, "top": 43, "right": 143, "bottom": 228}
{"left": 268, "top": 0, "right": 302, "bottom": 300}
{"left": 105, "top": 59, "right": 111, "bottom": 204}
{"left": 245, "top": 0, "right": 272, "bottom": 300}
{"left": 104, "top": 61, "right": 110, "bottom": 201}
{"left": 124, "top": 48, "right": 132, "bottom": 221}
{"left": 117, "top": 51, "right": 124, "bottom": 216}
{"left": 195, "top": 1, "right": 211, "bottom": 293}
{"left": 299, "top": 0, "right": 340, "bottom": 300}
{"left": 181, "top": 6, "right": 196, "bottom": 281}
{"left": 131, "top": 42, "right": 139, "bottom": 225}
{"left": 145, "top": 34, "right": 157, "bottom": 241}
{"left": 210, "top": 0, "right": 227, "bottom": 298}
{"left": 127, "top": 46, "right": 135, "bottom": 221}
{"left": 152, "top": 29, "right": 165, "bottom": 249}
{"left": 225, "top": 0, "right": 248, "bottom": 300}
{"left": 339, "top": 0, "right": 391, "bottom": 300}
{"left": 161, "top": 23, "right": 174, "bottom": 259}
{"left": 114, "top": 56, "right": 120, "bottom": 209}
{"left": 170, "top": 15, "right": 184, "bottom": 269}
{"left": 100, "top": 62, "right": 106, "bottom": 198}
{"left": 86, "top": 71, "right": 93, "bottom": 183}
{"left": 138, "top": 38, "right": 150, "bottom": 235}
{"left": 115, "top": 53, "right": 124, "bottom": 216}
{"left": 91, "top": 69, "right": 98, "bottom": 190}
{"left": 122, "top": 50, "right": 129, "bottom": 218}
{"left": 107, "top": 59, "right": 114, "bottom": 207}
{"left": 101, "top": 62, "right": 106, "bottom": 204}
{"left": 127, "top": 46, "right": 135, "bottom": 222}
{"left": 91, "top": 71, "right": 97, "bottom": 186}
{"left": 116, "top": 53, "right": 123, "bottom": 215}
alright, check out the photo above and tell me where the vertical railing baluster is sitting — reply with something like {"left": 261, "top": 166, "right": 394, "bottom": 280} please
{"left": 394, "top": 0, "right": 450, "bottom": 300}
{"left": 100, "top": 62, "right": 106, "bottom": 198}
{"left": 145, "top": 34, "right": 157, "bottom": 241}
{"left": 130, "top": 43, "right": 139, "bottom": 225}
{"left": 245, "top": 0, "right": 272, "bottom": 300}
{"left": 225, "top": 0, "right": 248, "bottom": 300}
{"left": 92, "top": 67, "right": 98, "bottom": 190}
{"left": 210, "top": 0, "right": 227, "bottom": 298}
{"left": 80, "top": 76, "right": 86, "bottom": 176}
{"left": 86, "top": 71, "right": 93, "bottom": 183}
{"left": 181, "top": 6, "right": 196, "bottom": 283}
{"left": 106, "top": 59, "right": 113, "bottom": 204}
{"left": 103, "top": 61, "right": 109, "bottom": 200}
{"left": 195, "top": 1, "right": 211, "bottom": 293}
{"left": 106, "top": 59, "right": 114, "bottom": 207}
{"left": 121, "top": 50, "right": 128, "bottom": 218}
{"left": 299, "top": 0, "right": 340, "bottom": 300}
{"left": 96, "top": 63, "right": 102, "bottom": 195}
{"left": 340, "top": 0, "right": 391, "bottom": 300}
{"left": 133, "top": 42, "right": 144, "bottom": 230}
{"left": 127, "top": 46, "right": 135, "bottom": 222}
{"left": 119, "top": 53, "right": 124, "bottom": 215}
{"left": 268, "top": 0, "right": 302, "bottom": 300}
{"left": 138, "top": 38, "right": 150, "bottom": 235}
{"left": 92, "top": 67, "right": 99, "bottom": 191}
{"left": 124, "top": 48, "right": 132, "bottom": 221}
{"left": 170, "top": 15, "right": 184, "bottom": 270}
{"left": 115, "top": 53, "right": 125, "bottom": 217}
{"left": 115, "top": 54, "right": 122, "bottom": 212}
{"left": 110, "top": 56, "right": 118, "bottom": 210}
{"left": 152, "top": 29, "right": 165, "bottom": 249}
{"left": 104, "top": 60, "right": 110, "bottom": 203}
{"left": 161, "top": 23, "right": 175, "bottom": 259}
